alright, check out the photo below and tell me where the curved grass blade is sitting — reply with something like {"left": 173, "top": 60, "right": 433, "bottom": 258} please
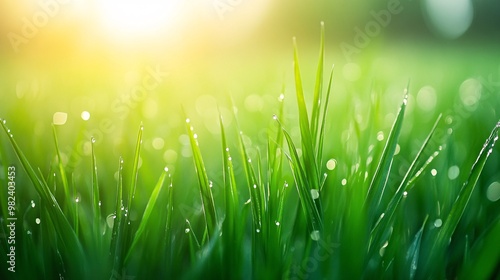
{"left": 310, "top": 22, "right": 325, "bottom": 143}
{"left": 369, "top": 115, "right": 442, "bottom": 255}
{"left": 365, "top": 89, "right": 409, "bottom": 222}
{"left": 52, "top": 125, "right": 70, "bottom": 210}
{"left": 460, "top": 216, "right": 500, "bottom": 279}
{"left": 185, "top": 117, "right": 218, "bottom": 242}
{"left": 127, "top": 123, "right": 143, "bottom": 211}
{"left": 423, "top": 120, "right": 500, "bottom": 277}
{"left": 90, "top": 137, "right": 102, "bottom": 252}
{"left": 406, "top": 215, "right": 428, "bottom": 280}
{"left": 125, "top": 167, "right": 169, "bottom": 263}
{"left": 0, "top": 118, "right": 86, "bottom": 277}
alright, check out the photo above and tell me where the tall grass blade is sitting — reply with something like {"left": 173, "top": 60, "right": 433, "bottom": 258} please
{"left": 365, "top": 89, "right": 409, "bottom": 221}
{"left": 0, "top": 118, "right": 86, "bottom": 277}
{"left": 185, "top": 117, "right": 218, "bottom": 241}
{"left": 90, "top": 137, "right": 102, "bottom": 252}
{"left": 423, "top": 120, "right": 500, "bottom": 277}
{"left": 125, "top": 168, "right": 169, "bottom": 263}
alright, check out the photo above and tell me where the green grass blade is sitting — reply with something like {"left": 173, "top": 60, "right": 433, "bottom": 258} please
{"left": 310, "top": 22, "right": 325, "bottom": 144}
{"left": 127, "top": 123, "right": 144, "bottom": 212}
{"left": 406, "top": 215, "right": 428, "bottom": 280}
{"left": 0, "top": 118, "right": 86, "bottom": 277}
{"left": 280, "top": 120, "right": 323, "bottom": 233}
{"left": 292, "top": 38, "right": 320, "bottom": 192}
{"left": 423, "top": 120, "right": 500, "bottom": 277}
{"left": 369, "top": 114, "right": 442, "bottom": 254}
{"left": 365, "top": 89, "right": 409, "bottom": 221}
{"left": 90, "top": 137, "right": 102, "bottom": 252}
{"left": 459, "top": 217, "right": 500, "bottom": 279}
{"left": 110, "top": 157, "right": 124, "bottom": 267}
{"left": 185, "top": 117, "right": 218, "bottom": 242}
{"left": 317, "top": 64, "right": 334, "bottom": 166}
{"left": 52, "top": 125, "right": 70, "bottom": 210}
{"left": 125, "top": 167, "right": 168, "bottom": 263}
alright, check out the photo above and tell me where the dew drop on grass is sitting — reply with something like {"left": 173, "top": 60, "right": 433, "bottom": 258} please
{"left": 256, "top": 229, "right": 261, "bottom": 233}
{"left": 448, "top": 166, "right": 460, "bottom": 180}
{"left": 310, "top": 189, "right": 320, "bottom": 200}
{"left": 35, "top": 218, "right": 41, "bottom": 225}
{"left": 486, "top": 182, "right": 500, "bottom": 202}
{"left": 253, "top": 184, "right": 257, "bottom": 189}
{"left": 31, "top": 200, "right": 35, "bottom": 208}
{"left": 434, "top": 219, "right": 443, "bottom": 228}
{"left": 2, "top": 119, "right": 5, "bottom": 124}
{"left": 403, "top": 191, "right": 408, "bottom": 197}
{"left": 106, "top": 214, "right": 116, "bottom": 228}
{"left": 431, "top": 169, "right": 438, "bottom": 176}
{"left": 99, "top": 201, "right": 102, "bottom": 207}
{"left": 272, "top": 114, "right": 278, "bottom": 121}
{"left": 248, "top": 158, "right": 252, "bottom": 163}
{"left": 341, "top": 179, "right": 347, "bottom": 186}
{"left": 228, "top": 156, "right": 232, "bottom": 161}
{"left": 185, "top": 228, "right": 190, "bottom": 234}
{"left": 278, "top": 94, "right": 285, "bottom": 102}
{"left": 376, "top": 131, "right": 384, "bottom": 141}
{"left": 225, "top": 147, "right": 229, "bottom": 152}
{"left": 75, "top": 197, "right": 80, "bottom": 203}
{"left": 91, "top": 137, "right": 96, "bottom": 144}
{"left": 284, "top": 182, "right": 289, "bottom": 188}
{"left": 379, "top": 241, "right": 389, "bottom": 257}
{"left": 164, "top": 167, "right": 169, "bottom": 172}
{"left": 275, "top": 221, "right": 280, "bottom": 226}
{"left": 209, "top": 181, "right": 213, "bottom": 188}
{"left": 310, "top": 230, "right": 321, "bottom": 241}
{"left": 326, "top": 159, "right": 337, "bottom": 170}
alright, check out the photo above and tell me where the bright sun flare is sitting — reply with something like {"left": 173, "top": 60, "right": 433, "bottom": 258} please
{"left": 97, "top": 0, "right": 180, "bottom": 39}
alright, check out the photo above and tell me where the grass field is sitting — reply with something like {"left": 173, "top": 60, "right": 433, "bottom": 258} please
{"left": 1, "top": 2, "right": 500, "bottom": 279}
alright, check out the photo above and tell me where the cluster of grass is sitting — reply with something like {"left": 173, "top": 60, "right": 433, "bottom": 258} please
{"left": 1, "top": 25, "right": 500, "bottom": 280}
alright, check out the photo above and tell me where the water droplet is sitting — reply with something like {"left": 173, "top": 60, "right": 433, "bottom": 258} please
{"left": 248, "top": 158, "right": 252, "bottom": 163}
{"left": 256, "top": 229, "right": 261, "bottom": 233}
{"left": 486, "top": 181, "right": 500, "bottom": 202}
{"left": 376, "top": 131, "right": 384, "bottom": 141}
{"left": 310, "top": 230, "right": 321, "bottom": 241}
{"left": 272, "top": 114, "right": 278, "bottom": 120}
{"left": 225, "top": 147, "right": 229, "bottom": 152}
{"left": 121, "top": 206, "right": 125, "bottom": 211}
{"left": 106, "top": 214, "right": 116, "bottom": 228}
{"left": 447, "top": 128, "right": 453, "bottom": 135}
{"left": 434, "top": 219, "right": 442, "bottom": 228}
{"left": 31, "top": 200, "right": 35, "bottom": 208}
{"left": 326, "top": 159, "right": 337, "bottom": 170}
{"left": 193, "top": 133, "right": 198, "bottom": 139}
{"left": 186, "top": 118, "right": 190, "bottom": 123}
{"left": 98, "top": 201, "right": 102, "bottom": 206}
{"left": 310, "top": 189, "right": 320, "bottom": 200}
{"left": 2, "top": 119, "right": 5, "bottom": 124}
{"left": 27, "top": 230, "right": 32, "bottom": 235}
{"left": 253, "top": 184, "right": 257, "bottom": 189}
{"left": 185, "top": 228, "right": 190, "bottom": 233}
{"left": 91, "top": 137, "right": 96, "bottom": 143}
{"left": 164, "top": 167, "right": 169, "bottom": 172}
{"left": 284, "top": 182, "right": 289, "bottom": 188}
{"left": 209, "top": 181, "right": 213, "bottom": 188}
{"left": 278, "top": 93, "right": 285, "bottom": 101}
{"left": 448, "top": 165, "right": 460, "bottom": 180}
{"left": 431, "top": 169, "right": 438, "bottom": 176}
{"left": 75, "top": 197, "right": 80, "bottom": 203}
{"left": 379, "top": 241, "right": 389, "bottom": 256}
{"left": 228, "top": 156, "right": 232, "bottom": 161}
{"left": 403, "top": 191, "right": 408, "bottom": 197}
{"left": 35, "top": 218, "right": 41, "bottom": 224}
{"left": 341, "top": 178, "right": 347, "bottom": 186}
{"left": 275, "top": 221, "right": 280, "bottom": 226}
